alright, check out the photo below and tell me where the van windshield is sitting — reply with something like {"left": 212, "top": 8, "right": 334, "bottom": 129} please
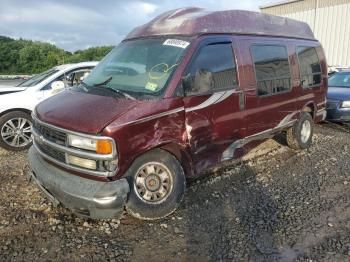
{"left": 81, "top": 37, "right": 191, "bottom": 99}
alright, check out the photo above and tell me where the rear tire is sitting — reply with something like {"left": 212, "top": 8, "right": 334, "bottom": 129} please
{"left": 125, "top": 149, "right": 186, "bottom": 220}
{"left": 0, "top": 111, "right": 33, "bottom": 151}
{"left": 286, "top": 112, "right": 313, "bottom": 150}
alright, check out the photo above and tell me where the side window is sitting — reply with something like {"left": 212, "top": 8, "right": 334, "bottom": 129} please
{"left": 65, "top": 68, "right": 93, "bottom": 87}
{"left": 251, "top": 45, "right": 291, "bottom": 96}
{"left": 296, "top": 46, "right": 321, "bottom": 88}
{"left": 183, "top": 43, "right": 237, "bottom": 96}
{"left": 42, "top": 67, "right": 93, "bottom": 91}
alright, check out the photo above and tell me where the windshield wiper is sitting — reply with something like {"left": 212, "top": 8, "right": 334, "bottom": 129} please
{"left": 90, "top": 83, "right": 135, "bottom": 100}
{"left": 106, "top": 87, "right": 136, "bottom": 100}
{"left": 93, "top": 76, "right": 113, "bottom": 87}
{"left": 87, "top": 76, "right": 135, "bottom": 100}
{"left": 80, "top": 80, "right": 91, "bottom": 91}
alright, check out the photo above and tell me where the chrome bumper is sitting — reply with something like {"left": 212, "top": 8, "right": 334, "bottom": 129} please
{"left": 27, "top": 146, "right": 129, "bottom": 219}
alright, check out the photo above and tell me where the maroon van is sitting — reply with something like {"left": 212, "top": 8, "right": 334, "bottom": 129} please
{"left": 27, "top": 8, "right": 327, "bottom": 220}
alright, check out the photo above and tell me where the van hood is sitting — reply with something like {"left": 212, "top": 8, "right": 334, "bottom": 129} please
{"left": 35, "top": 90, "right": 141, "bottom": 134}
{"left": 0, "top": 85, "right": 26, "bottom": 94}
{"left": 327, "top": 86, "right": 350, "bottom": 101}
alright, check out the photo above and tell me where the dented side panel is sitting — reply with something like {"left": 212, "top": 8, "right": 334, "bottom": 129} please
{"left": 103, "top": 97, "right": 188, "bottom": 179}
{"left": 183, "top": 91, "right": 245, "bottom": 174}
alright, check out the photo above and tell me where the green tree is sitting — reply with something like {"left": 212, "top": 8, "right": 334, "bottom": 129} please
{"left": 0, "top": 35, "right": 114, "bottom": 74}
{"left": 67, "top": 46, "right": 114, "bottom": 63}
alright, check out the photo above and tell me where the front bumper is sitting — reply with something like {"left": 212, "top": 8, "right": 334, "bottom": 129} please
{"left": 326, "top": 108, "right": 350, "bottom": 122}
{"left": 27, "top": 146, "right": 129, "bottom": 219}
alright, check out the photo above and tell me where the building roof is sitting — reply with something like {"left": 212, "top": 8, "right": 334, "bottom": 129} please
{"left": 125, "top": 7, "right": 315, "bottom": 41}
{"left": 260, "top": 0, "right": 301, "bottom": 9}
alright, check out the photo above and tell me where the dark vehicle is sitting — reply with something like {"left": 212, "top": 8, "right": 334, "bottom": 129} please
{"left": 27, "top": 8, "right": 328, "bottom": 220}
{"left": 326, "top": 70, "right": 350, "bottom": 122}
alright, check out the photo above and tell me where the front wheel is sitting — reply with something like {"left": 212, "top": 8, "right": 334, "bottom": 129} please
{"left": 125, "top": 149, "right": 186, "bottom": 220}
{"left": 0, "top": 111, "right": 33, "bottom": 151}
{"left": 286, "top": 112, "right": 314, "bottom": 150}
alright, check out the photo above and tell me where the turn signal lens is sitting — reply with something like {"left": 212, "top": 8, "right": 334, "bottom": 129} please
{"left": 67, "top": 155, "right": 97, "bottom": 170}
{"left": 96, "top": 140, "right": 113, "bottom": 154}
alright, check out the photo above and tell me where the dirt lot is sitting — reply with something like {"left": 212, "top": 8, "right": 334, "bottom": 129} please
{"left": 0, "top": 123, "right": 349, "bottom": 261}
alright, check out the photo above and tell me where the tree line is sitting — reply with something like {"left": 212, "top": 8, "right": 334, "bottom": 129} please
{"left": 0, "top": 36, "right": 114, "bottom": 74}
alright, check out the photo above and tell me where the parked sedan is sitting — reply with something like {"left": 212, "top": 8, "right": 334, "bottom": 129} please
{"left": 0, "top": 61, "right": 98, "bottom": 151}
{"left": 326, "top": 70, "right": 350, "bottom": 122}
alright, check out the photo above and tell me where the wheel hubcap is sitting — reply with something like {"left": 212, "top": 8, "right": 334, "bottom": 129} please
{"left": 1, "top": 118, "right": 32, "bottom": 148}
{"left": 300, "top": 120, "right": 311, "bottom": 143}
{"left": 134, "top": 162, "right": 173, "bottom": 203}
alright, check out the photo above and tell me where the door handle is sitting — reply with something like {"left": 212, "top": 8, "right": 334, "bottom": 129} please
{"left": 238, "top": 90, "right": 245, "bottom": 111}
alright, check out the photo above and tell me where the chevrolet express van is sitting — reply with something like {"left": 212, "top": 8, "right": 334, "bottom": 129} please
{"left": 28, "top": 8, "right": 327, "bottom": 220}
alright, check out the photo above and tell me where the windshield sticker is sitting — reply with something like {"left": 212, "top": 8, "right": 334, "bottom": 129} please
{"left": 148, "top": 63, "right": 179, "bottom": 80}
{"left": 163, "top": 39, "right": 190, "bottom": 49}
{"left": 145, "top": 82, "right": 158, "bottom": 91}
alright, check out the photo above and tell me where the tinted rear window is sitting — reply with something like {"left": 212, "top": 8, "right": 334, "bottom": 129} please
{"left": 297, "top": 46, "right": 322, "bottom": 88}
{"left": 251, "top": 45, "right": 291, "bottom": 96}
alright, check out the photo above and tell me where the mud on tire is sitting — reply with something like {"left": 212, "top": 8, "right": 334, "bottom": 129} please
{"left": 125, "top": 149, "right": 186, "bottom": 220}
{"left": 286, "top": 112, "right": 314, "bottom": 150}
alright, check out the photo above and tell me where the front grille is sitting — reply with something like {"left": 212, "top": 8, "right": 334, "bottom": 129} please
{"left": 32, "top": 115, "right": 116, "bottom": 177}
{"left": 326, "top": 100, "right": 340, "bottom": 109}
{"left": 34, "top": 121, "right": 66, "bottom": 145}
{"left": 37, "top": 142, "right": 66, "bottom": 162}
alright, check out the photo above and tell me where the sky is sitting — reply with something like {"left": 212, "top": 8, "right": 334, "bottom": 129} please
{"left": 0, "top": 0, "right": 282, "bottom": 52}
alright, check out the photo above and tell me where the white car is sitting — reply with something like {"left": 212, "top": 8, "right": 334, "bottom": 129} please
{"left": 0, "top": 61, "right": 98, "bottom": 151}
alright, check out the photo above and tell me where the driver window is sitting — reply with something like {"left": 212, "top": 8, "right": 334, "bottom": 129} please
{"left": 183, "top": 43, "right": 237, "bottom": 96}
{"left": 65, "top": 68, "right": 93, "bottom": 87}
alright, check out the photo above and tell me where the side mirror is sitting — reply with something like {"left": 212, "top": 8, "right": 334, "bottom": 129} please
{"left": 65, "top": 74, "right": 73, "bottom": 81}
{"left": 50, "top": 81, "right": 65, "bottom": 94}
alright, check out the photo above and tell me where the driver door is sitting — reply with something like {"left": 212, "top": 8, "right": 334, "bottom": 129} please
{"left": 182, "top": 37, "right": 245, "bottom": 172}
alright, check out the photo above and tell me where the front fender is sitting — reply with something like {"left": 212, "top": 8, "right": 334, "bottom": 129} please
{"left": 0, "top": 91, "right": 40, "bottom": 116}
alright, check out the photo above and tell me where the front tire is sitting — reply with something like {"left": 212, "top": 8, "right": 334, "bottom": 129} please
{"left": 0, "top": 111, "right": 33, "bottom": 151}
{"left": 286, "top": 112, "right": 314, "bottom": 150}
{"left": 125, "top": 149, "right": 186, "bottom": 220}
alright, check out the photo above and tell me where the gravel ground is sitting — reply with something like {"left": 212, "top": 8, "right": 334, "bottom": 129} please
{"left": 0, "top": 123, "right": 349, "bottom": 261}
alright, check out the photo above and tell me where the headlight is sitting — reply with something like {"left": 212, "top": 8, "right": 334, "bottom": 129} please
{"left": 67, "top": 134, "right": 114, "bottom": 154}
{"left": 68, "top": 134, "right": 96, "bottom": 151}
{"left": 341, "top": 101, "right": 350, "bottom": 108}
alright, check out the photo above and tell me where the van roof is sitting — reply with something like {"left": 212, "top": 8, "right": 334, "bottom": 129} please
{"left": 125, "top": 7, "right": 316, "bottom": 41}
